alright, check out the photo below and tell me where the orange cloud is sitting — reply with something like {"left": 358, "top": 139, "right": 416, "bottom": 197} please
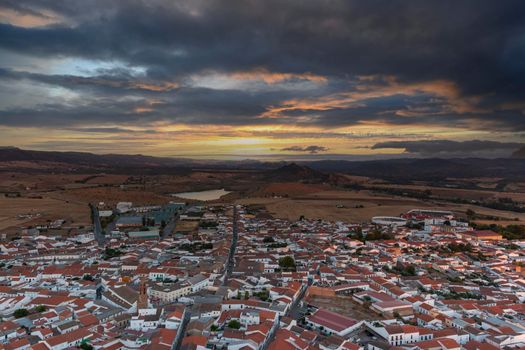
{"left": 229, "top": 68, "right": 327, "bottom": 84}
{"left": 65, "top": 76, "right": 179, "bottom": 92}
{"left": 264, "top": 76, "right": 486, "bottom": 119}
{"left": 0, "top": 7, "right": 65, "bottom": 28}
{"left": 129, "top": 81, "right": 179, "bottom": 92}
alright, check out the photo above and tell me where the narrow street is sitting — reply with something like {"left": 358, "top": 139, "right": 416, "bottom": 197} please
{"left": 161, "top": 212, "right": 180, "bottom": 239}
{"left": 262, "top": 280, "right": 311, "bottom": 350}
{"left": 90, "top": 204, "right": 105, "bottom": 247}
{"left": 222, "top": 205, "right": 238, "bottom": 286}
{"left": 171, "top": 307, "right": 192, "bottom": 350}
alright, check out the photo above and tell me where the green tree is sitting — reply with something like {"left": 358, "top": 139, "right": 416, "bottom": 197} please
{"left": 227, "top": 320, "right": 241, "bottom": 329}
{"left": 82, "top": 274, "right": 95, "bottom": 281}
{"left": 14, "top": 309, "right": 29, "bottom": 318}
{"left": 405, "top": 265, "right": 416, "bottom": 276}
{"left": 80, "top": 343, "right": 93, "bottom": 350}
{"left": 279, "top": 256, "right": 296, "bottom": 271}
{"left": 35, "top": 305, "right": 46, "bottom": 313}
{"left": 103, "top": 247, "right": 123, "bottom": 260}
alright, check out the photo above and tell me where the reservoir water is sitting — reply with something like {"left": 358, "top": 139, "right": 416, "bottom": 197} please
{"left": 173, "top": 188, "right": 231, "bottom": 201}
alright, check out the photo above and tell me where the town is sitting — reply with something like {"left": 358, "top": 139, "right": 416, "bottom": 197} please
{"left": 2, "top": 0, "right": 525, "bottom": 349}
{"left": 0, "top": 198, "right": 523, "bottom": 350}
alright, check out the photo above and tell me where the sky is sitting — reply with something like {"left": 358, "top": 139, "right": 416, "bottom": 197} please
{"left": 0, "top": 0, "right": 524, "bottom": 160}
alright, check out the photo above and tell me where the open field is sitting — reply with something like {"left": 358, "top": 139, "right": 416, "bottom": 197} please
{"left": 0, "top": 172, "right": 134, "bottom": 193}
{"left": 253, "top": 182, "right": 330, "bottom": 197}
{"left": 1, "top": 162, "right": 524, "bottom": 232}
{"left": 236, "top": 189, "right": 438, "bottom": 222}
{"left": 0, "top": 172, "right": 91, "bottom": 191}
{"left": 237, "top": 188, "right": 525, "bottom": 223}
{"left": 56, "top": 187, "right": 172, "bottom": 207}
{"left": 451, "top": 202, "right": 525, "bottom": 223}
{"left": 0, "top": 195, "right": 90, "bottom": 231}
{"left": 371, "top": 183, "right": 525, "bottom": 202}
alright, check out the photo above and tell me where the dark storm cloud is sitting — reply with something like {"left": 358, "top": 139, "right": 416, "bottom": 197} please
{"left": 0, "top": 68, "right": 180, "bottom": 93}
{"left": 0, "top": 0, "right": 525, "bottom": 130}
{"left": 2, "top": 1, "right": 523, "bottom": 83}
{"left": 372, "top": 140, "right": 524, "bottom": 157}
{"left": 0, "top": 86, "right": 297, "bottom": 127}
{"left": 281, "top": 145, "right": 329, "bottom": 154}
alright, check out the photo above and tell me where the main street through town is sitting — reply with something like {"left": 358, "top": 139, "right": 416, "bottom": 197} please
{"left": 222, "top": 205, "right": 238, "bottom": 286}
{"left": 90, "top": 204, "right": 105, "bottom": 247}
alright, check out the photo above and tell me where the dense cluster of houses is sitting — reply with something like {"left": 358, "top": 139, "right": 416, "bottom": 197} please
{"left": 0, "top": 203, "right": 523, "bottom": 350}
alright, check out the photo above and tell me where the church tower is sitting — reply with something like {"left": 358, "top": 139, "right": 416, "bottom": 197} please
{"left": 137, "top": 277, "right": 149, "bottom": 310}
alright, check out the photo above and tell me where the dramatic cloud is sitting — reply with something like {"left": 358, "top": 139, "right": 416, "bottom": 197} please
{"left": 0, "top": 0, "right": 524, "bottom": 157}
{"left": 372, "top": 140, "right": 525, "bottom": 158}
{"left": 281, "top": 145, "right": 329, "bottom": 154}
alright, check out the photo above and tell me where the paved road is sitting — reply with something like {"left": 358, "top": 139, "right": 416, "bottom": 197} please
{"left": 260, "top": 318, "right": 280, "bottom": 350}
{"left": 162, "top": 212, "right": 180, "bottom": 239}
{"left": 261, "top": 280, "right": 311, "bottom": 350}
{"left": 171, "top": 307, "right": 192, "bottom": 350}
{"left": 222, "top": 205, "right": 238, "bottom": 286}
{"left": 90, "top": 204, "right": 105, "bottom": 247}
{"left": 105, "top": 216, "right": 117, "bottom": 237}
{"left": 287, "top": 279, "right": 312, "bottom": 319}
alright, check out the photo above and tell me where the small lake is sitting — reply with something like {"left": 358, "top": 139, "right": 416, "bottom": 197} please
{"left": 172, "top": 188, "right": 231, "bottom": 201}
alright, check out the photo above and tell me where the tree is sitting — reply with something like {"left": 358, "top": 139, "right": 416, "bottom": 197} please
{"left": 244, "top": 291, "right": 249, "bottom": 300}
{"left": 263, "top": 236, "right": 275, "bottom": 243}
{"left": 364, "top": 229, "right": 394, "bottom": 241}
{"left": 256, "top": 290, "right": 269, "bottom": 301}
{"left": 405, "top": 265, "right": 416, "bottom": 276}
{"left": 83, "top": 274, "right": 95, "bottom": 281}
{"left": 103, "top": 247, "right": 123, "bottom": 260}
{"left": 80, "top": 343, "right": 93, "bottom": 350}
{"left": 447, "top": 242, "right": 473, "bottom": 253}
{"left": 227, "top": 320, "right": 241, "bottom": 329}
{"left": 35, "top": 305, "right": 46, "bottom": 313}
{"left": 14, "top": 309, "right": 29, "bottom": 318}
{"left": 210, "top": 324, "right": 218, "bottom": 332}
{"left": 279, "top": 256, "right": 296, "bottom": 271}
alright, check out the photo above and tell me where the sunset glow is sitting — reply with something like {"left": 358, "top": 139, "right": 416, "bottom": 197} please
{"left": 0, "top": 1, "right": 524, "bottom": 159}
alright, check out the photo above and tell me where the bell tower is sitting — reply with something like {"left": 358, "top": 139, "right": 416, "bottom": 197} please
{"left": 137, "top": 277, "right": 148, "bottom": 310}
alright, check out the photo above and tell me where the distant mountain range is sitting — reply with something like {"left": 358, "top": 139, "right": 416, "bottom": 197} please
{"left": 264, "top": 163, "right": 330, "bottom": 182}
{"left": 1, "top": 147, "right": 525, "bottom": 181}
{"left": 0, "top": 146, "right": 193, "bottom": 167}
{"left": 305, "top": 158, "right": 525, "bottom": 181}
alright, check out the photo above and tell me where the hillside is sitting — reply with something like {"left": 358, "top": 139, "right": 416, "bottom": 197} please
{"left": 2, "top": 147, "right": 525, "bottom": 182}
{"left": 307, "top": 158, "right": 525, "bottom": 181}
